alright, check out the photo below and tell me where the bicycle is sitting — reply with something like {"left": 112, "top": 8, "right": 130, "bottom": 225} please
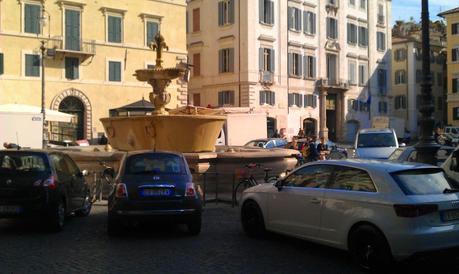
{"left": 233, "top": 163, "right": 278, "bottom": 206}
{"left": 90, "top": 161, "right": 115, "bottom": 202}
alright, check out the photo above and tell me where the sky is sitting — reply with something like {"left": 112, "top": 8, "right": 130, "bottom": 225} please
{"left": 391, "top": 0, "right": 459, "bottom": 25}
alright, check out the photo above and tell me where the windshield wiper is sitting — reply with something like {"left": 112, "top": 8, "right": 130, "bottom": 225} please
{"left": 443, "top": 188, "right": 459, "bottom": 194}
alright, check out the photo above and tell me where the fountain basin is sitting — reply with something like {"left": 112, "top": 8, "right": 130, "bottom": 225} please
{"left": 134, "top": 68, "right": 185, "bottom": 82}
{"left": 100, "top": 114, "right": 226, "bottom": 152}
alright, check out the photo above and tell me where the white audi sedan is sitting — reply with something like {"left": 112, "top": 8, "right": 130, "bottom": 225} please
{"left": 240, "top": 160, "right": 459, "bottom": 270}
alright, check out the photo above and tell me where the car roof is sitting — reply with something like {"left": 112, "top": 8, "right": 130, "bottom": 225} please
{"left": 313, "top": 159, "right": 438, "bottom": 173}
{"left": 125, "top": 150, "right": 184, "bottom": 157}
{"left": 0, "top": 149, "right": 57, "bottom": 154}
{"left": 358, "top": 128, "right": 393, "bottom": 134}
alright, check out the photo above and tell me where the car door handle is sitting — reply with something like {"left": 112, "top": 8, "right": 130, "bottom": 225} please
{"left": 310, "top": 198, "right": 321, "bottom": 204}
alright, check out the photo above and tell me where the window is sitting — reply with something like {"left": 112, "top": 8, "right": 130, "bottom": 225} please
{"left": 348, "top": 61, "right": 356, "bottom": 85}
{"left": 259, "top": 48, "right": 275, "bottom": 72}
{"left": 0, "top": 53, "right": 3, "bottom": 75}
{"left": 24, "top": 3, "right": 41, "bottom": 34}
{"left": 147, "top": 64, "right": 155, "bottom": 69}
{"left": 394, "top": 95, "right": 407, "bottom": 110}
{"left": 282, "top": 165, "right": 333, "bottom": 188}
{"left": 327, "top": 54, "right": 338, "bottom": 85}
{"left": 304, "top": 94, "right": 317, "bottom": 108}
{"left": 378, "top": 69, "right": 387, "bottom": 93}
{"left": 65, "top": 9, "right": 81, "bottom": 51}
{"left": 288, "top": 93, "right": 303, "bottom": 107}
{"left": 358, "top": 26, "right": 368, "bottom": 47}
{"left": 328, "top": 166, "right": 376, "bottom": 192}
{"left": 146, "top": 21, "right": 159, "bottom": 46}
{"left": 358, "top": 63, "right": 367, "bottom": 86}
{"left": 288, "top": 53, "right": 302, "bottom": 77}
{"left": 260, "top": 90, "right": 275, "bottom": 106}
{"left": 454, "top": 107, "right": 459, "bottom": 120}
{"left": 327, "top": 0, "right": 338, "bottom": 5}
{"left": 193, "top": 53, "right": 200, "bottom": 76}
{"left": 108, "top": 61, "right": 121, "bottom": 82}
{"left": 218, "top": 0, "right": 235, "bottom": 26}
{"left": 453, "top": 48, "right": 459, "bottom": 62}
{"left": 65, "top": 57, "right": 79, "bottom": 80}
{"left": 25, "top": 54, "right": 40, "bottom": 77}
{"left": 186, "top": 11, "right": 189, "bottom": 33}
{"left": 107, "top": 15, "right": 122, "bottom": 43}
{"left": 218, "top": 90, "right": 234, "bottom": 106}
{"left": 192, "top": 94, "right": 201, "bottom": 106}
{"left": 193, "top": 8, "right": 200, "bottom": 32}
{"left": 288, "top": 7, "right": 301, "bottom": 31}
{"left": 378, "top": 4, "right": 385, "bottom": 25}
{"left": 377, "top": 32, "right": 385, "bottom": 51}
{"left": 360, "top": 0, "right": 366, "bottom": 10}
{"left": 395, "top": 70, "right": 406, "bottom": 85}
{"left": 347, "top": 23, "right": 357, "bottom": 44}
{"left": 395, "top": 49, "right": 406, "bottom": 61}
{"left": 326, "top": 17, "right": 338, "bottom": 39}
{"left": 303, "top": 55, "right": 316, "bottom": 79}
{"left": 453, "top": 78, "right": 459, "bottom": 93}
{"left": 126, "top": 153, "right": 186, "bottom": 175}
{"left": 392, "top": 169, "right": 453, "bottom": 195}
{"left": 453, "top": 23, "right": 459, "bottom": 35}
{"left": 259, "top": 0, "right": 274, "bottom": 25}
{"left": 303, "top": 11, "right": 316, "bottom": 35}
{"left": 378, "top": 101, "right": 388, "bottom": 114}
{"left": 349, "top": 0, "right": 355, "bottom": 6}
{"left": 218, "top": 48, "right": 234, "bottom": 73}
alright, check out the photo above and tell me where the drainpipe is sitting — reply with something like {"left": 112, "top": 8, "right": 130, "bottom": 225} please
{"left": 238, "top": 0, "right": 241, "bottom": 107}
{"left": 286, "top": 0, "right": 290, "bottom": 115}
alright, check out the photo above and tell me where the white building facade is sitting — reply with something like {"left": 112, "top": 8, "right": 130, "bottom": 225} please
{"left": 187, "top": 0, "right": 392, "bottom": 142}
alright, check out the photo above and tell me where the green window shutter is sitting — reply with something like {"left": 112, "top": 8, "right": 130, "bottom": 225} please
{"left": 65, "top": 10, "right": 81, "bottom": 51}
{"left": 25, "top": 54, "right": 40, "bottom": 77}
{"left": 270, "top": 49, "right": 275, "bottom": 72}
{"left": 25, "top": 4, "right": 41, "bottom": 34}
{"left": 229, "top": 0, "right": 235, "bottom": 24}
{"left": 108, "top": 16, "right": 122, "bottom": 43}
{"left": 0, "top": 53, "right": 3, "bottom": 75}
{"left": 109, "top": 61, "right": 121, "bottom": 82}
{"left": 146, "top": 22, "right": 159, "bottom": 46}
{"left": 65, "top": 57, "right": 79, "bottom": 80}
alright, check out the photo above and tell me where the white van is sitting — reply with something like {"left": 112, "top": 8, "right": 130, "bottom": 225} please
{"left": 354, "top": 128, "right": 400, "bottom": 159}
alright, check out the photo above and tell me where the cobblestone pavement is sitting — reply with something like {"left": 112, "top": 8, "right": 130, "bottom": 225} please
{"left": 0, "top": 204, "right": 458, "bottom": 274}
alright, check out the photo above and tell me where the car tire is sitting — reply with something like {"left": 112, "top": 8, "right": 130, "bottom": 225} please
{"left": 48, "top": 199, "right": 66, "bottom": 232}
{"left": 187, "top": 215, "right": 202, "bottom": 236}
{"left": 348, "top": 224, "right": 394, "bottom": 271}
{"left": 107, "top": 215, "right": 123, "bottom": 237}
{"left": 75, "top": 192, "right": 92, "bottom": 217}
{"left": 241, "top": 200, "right": 265, "bottom": 238}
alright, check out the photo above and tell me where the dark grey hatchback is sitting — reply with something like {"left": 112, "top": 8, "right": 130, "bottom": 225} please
{"left": 107, "top": 151, "right": 202, "bottom": 236}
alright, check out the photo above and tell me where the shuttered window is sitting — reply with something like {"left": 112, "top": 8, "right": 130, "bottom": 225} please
{"left": 259, "top": 90, "right": 275, "bottom": 106}
{"left": 453, "top": 23, "right": 459, "bottom": 35}
{"left": 0, "top": 53, "right": 3, "bottom": 75}
{"left": 218, "top": 90, "right": 235, "bottom": 106}
{"left": 218, "top": 48, "right": 234, "bottom": 73}
{"left": 288, "top": 93, "right": 303, "bottom": 107}
{"left": 303, "top": 11, "right": 316, "bottom": 35}
{"left": 303, "top": 55, "right": 316, "bottom": 79}
{"left": 24, "top": 4, "right": 41, "bottom": 34}
{"left": 453, "top": 78, "right": 459, "bottom": 93}
{"left": 395, "top": 70, "right": 406, "bottom": 85}
{"left": 378, "top": 69, "right": 387, "bottom": 94}
{"left": 326, "top": 17, "right": 338, "bottom": 39}
{"left": 304, "top": 95, "right": 317, "bottom": 108}
{"left": 454, "top": 108, "right": 459, "bottom": 121}
{"left": 259, "top": 48, "right": 275, "bottom": 72}
{"left": 65, "top": 57, "right": 79, "bottom": 80}
{"left": 193, "top": 8, "right": 200, "bottom": 32}
{"left": 347, "top": 23, "right": 357, "bottom": 44}
{"left": 193, "top": 53, "right": 201, "bottom": 76}
{"left": 288, "top": 53, "right": 302, "bottom": 77}
{"left": 25, "top": 54, "right": 40, "bottom": 77}
{"left": 107, "top": 16, "right": 122, "bottom": 43}
{"left": 453, "top": 48, "right": 459, "bottom": 62}
{"left": 348, "top": 61, "right": 356, "bottom": 85}
{"left": 288, "top": 7, "right": 301, "bottom": 31}
{"left": 358, "top": 26, "right": 368, "bottom": 47}
{"left": 358, "top": 63, "right": 368, "bottom": 86}
{"left": 146, "top": 21, "right": 159, "bottom": 46}
{"left": 218, "top": 0, "right": 235, "bottom": 26}
{"left": 108, "top": 61, "right": 121, "bottom": 82}
{"left": 259, "top": 0, "right": 274, "bottom": 25}
{"left": 378, "top": 102, "right": 388, "bottom": 114}
{"left": 65, "top": 9, "right": 81, "bottom": 51}
{"left": 377, "top": 32, "right": 385, "bottom": 51}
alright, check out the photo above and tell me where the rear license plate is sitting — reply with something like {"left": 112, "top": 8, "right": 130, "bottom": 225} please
{"left": 140, "top": 188, "right": 173, "bottom": 197}
{"left": 442, "top": 209, "right": 459, "bottom": 222}
{"left": 0, "top": 205, "right": 22, "bottom": 214}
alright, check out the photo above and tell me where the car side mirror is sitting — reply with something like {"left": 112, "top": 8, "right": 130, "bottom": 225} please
{"left": 399, "top": 143, "right": 406, "bottom": 147}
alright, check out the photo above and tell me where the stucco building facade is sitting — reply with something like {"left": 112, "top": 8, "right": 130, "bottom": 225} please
{"left": 187, "top": 0, "right": 392, "bottom": 142}
{"left": 0, "top": 0, "right": 187, "bottom": 142}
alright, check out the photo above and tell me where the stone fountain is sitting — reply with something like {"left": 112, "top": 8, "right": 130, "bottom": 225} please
{"left": 100, "top": 33, "right": 226, "bottom": 152}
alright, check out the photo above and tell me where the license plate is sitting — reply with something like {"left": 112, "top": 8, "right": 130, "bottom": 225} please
{"left": 0, "top": 205, "right": 22, "bottom": 214}
{"left": 141, "top": 188, "right": 173, "bottom": 197}
{"left": 442, "top": 209, "right": 459, "bottom": 222}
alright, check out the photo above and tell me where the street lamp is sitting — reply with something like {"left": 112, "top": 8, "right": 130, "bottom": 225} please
{"left": 415, "top": 0, "right": 440, "bottom": 164}
{"left": 39, "top": 8, "right": 51, "bottom": 149}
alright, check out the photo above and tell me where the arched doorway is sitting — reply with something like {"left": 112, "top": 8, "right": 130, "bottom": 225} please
{"left": 267, "top": 117, "right": 277, "bottom": 137}
{"left": 59, "top": 96, "right": 85, "bottom": 141}
{"left": 345, "top": 120, "right": 360, "bottom": 143}
{"left": 303, "top": 118, "right": 317, "bottom": 137}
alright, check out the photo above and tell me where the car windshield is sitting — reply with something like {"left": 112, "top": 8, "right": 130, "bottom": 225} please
{"left": 245, "top": 141, "right": 266, "bottom": 147}
{"left": 357, "top": 133, "right": 396, "bottom": 148}
{"left": 126, "top": 153, "right": 186, "bottom": 175}
{"left": 391, "top": 168, "right": 455, "bottom": 195}
{"left": 0, "top": 152, "right": 48, "bottom": 174}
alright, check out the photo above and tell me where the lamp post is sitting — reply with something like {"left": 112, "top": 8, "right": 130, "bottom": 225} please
{"left": 415, "top": 0, "right": 440, "bottom": 164}
{"left": 39, "top": 8, "right": 51, "bottom": 149}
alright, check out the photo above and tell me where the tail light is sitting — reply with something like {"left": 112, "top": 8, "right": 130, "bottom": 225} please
{"left": 394, "top": 204, "right": 438, "bottom": 218}
{"left": 115, "top": 183, "right": 128, "bottom": 198}
{"left": 42, "top": 176, "right": 57, "bottom": 190}
{"left": 185, "top": 183, "right": 196, "bottom": 197}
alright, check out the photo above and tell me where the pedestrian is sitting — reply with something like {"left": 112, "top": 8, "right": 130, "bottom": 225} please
{"left": 317, "top": 137, "right": 329, "bottom": 160}
{"left": 288, "top": 137, "right": 299, "bottom": 150}
{"left": 297, "top": 129, "right": 305, "bottom": 138}
{"left": 308, "top": 136, "right": 319, "bottom": 161}
{"left": 99, "top": 134, "right": 108, "bottom": 145}
{"left": 403, "top": 129, "right": 411, "bottom": 145}
{"left": 272, "top": 129, "right": 280, "bottom": 138}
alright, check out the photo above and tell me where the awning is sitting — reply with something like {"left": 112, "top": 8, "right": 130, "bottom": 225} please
{"left": 0, "top": 104, "right": 75, "bottom": 123}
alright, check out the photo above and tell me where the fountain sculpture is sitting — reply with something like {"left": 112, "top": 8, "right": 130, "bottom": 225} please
{"left": 100, "top": 33, "right": 226, "bottom": 152}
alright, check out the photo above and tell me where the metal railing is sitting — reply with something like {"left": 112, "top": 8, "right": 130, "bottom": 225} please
{"left": 50, "top": 36, "right": 96, "bottom": 55}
